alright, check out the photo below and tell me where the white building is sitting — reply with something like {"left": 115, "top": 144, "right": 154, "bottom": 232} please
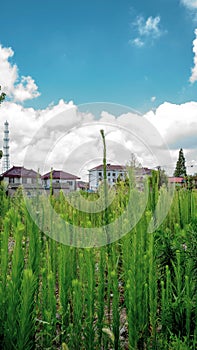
{"left": 89, "top": 164, "right": 126, "bottom": 191}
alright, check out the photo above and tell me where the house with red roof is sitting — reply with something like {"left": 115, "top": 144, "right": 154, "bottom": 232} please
{"left": 76, "top": 180, "right": 89, "bottom": 191}
{"left": 1, "top": 166, "right": 41, "bottom": 195}
{"left": 41, "top": 169, "right": 80, "bottom": 194}
{"left": 168, "top": 177, "right": 185, "bottom": 186}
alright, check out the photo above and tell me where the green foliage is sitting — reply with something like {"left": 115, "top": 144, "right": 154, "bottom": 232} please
{"left": 97, "top": 247, "right": 105, "bottom": 347}
{"left": 17, "top": 269, "right": 36, "bottom": 350}
{"left": 0, "top": 85, "right": 6, "bottom": 104}
{"left": 0, "top": 182, "right": 196, "bottom": 349}
{"left": 174, "top": 148, "right": 187, "bottom": 177}
{"left": 4, "top": 222, "right": 24, "bottom": 349}
{"left": 83, "top": 249, "right": 95, "bottom": 350}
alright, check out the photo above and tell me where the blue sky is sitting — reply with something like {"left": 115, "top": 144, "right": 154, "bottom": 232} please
{"left": 1, "top": 0, "right": 197, "bottom": 112}
{"left": 0, "top": 0, "right": 197, "bottom": 177}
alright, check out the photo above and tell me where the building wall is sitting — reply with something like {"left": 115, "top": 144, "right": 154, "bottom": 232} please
{"left": 4, "top": 176, "right": 41, "bottom": 185}
{"left": 52, "top": 187, "right": 71, "bottom": 195}
{"left": 89, "top": 170, "right": 98, "bottom": 190}
{"left": 4, "top": 176, "right": 22, "bottom": 184}
{"left": 89, "top": 169, "right": 126, "bottom": 191}
{"left": 43, "top": 178, "right": 76, "bottom": 191}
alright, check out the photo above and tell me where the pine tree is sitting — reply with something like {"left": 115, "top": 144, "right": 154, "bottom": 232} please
{"left": 174, "top": 148, "right": 187, "bottom": 177}
{"left": 0, "top": 86, "right": 6, "bottom": 104}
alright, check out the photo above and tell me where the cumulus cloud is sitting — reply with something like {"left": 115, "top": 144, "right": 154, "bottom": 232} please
{"left": 0, "top": 44, "right": 40, "bottom": 102}
{"left": 1, "top": 99, "right": 197, "bottom": 178}
{"left": 0, "top": 99, "right": 75, "bottom": 166}
{"left": 0, "top": 45, "right": 197, "bottom": 179}
{"left": 144, "top": 101, "right": 197, "bottom": 145}
{"left": 131, "top": 15, "right": 164, "bottom": 47}
{"left": 131, "top": 38, "right": 144, "bottom": 47}
{"left": 181, "top": 0, "right": 197, "bottom": 9}
{"left": 137, "top": 16, "right": 161, "bottom": 37}
{"left": 144, "top": 101, "right": 197, "bottom": 173}
{"left": 190, "top": 29, "right": 197, "bottom": 83}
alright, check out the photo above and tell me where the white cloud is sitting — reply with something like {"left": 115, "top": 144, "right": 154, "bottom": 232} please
{"left": 151, "top": 96, "right": 156, "bottom": 102}
{"left": 131, "top": 15, "right": 164, "bottom": 47}
{"left": 0, "top": 99, "right": 197, "bottom": 179}
{"left": 137, "top": 16, "right": 161, "bottom": 37}
{"left": 0, "top": 45, "right": 197, "bottom": 179}
{"left": 144, "top": 101, "right": 197, "bottom": 173}
{"left": 131, "top": 37, "right": 144, "bottom": 47}
{"left": 190, "top": 29, "right": 197, "bottom": 83}
{"left": 13, "top": 76, "right": 40, "bottom": 102}
{"left": 181, "top": 0, "right": 197, "bottom": 9}
{"left": 0, "top": 44, "right": 40, "bottom": 102}
{"left": 0, "top": 99, "right": 78, "bottom": 172}
{"left": 144, "top": 101, "right": 197, "bottom": 142}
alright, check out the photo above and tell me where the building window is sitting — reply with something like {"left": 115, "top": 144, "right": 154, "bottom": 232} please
{"left": 9, "top": 177, "right": 14, "bottom": 184}
{"left": 98, "top": 172, "right": 102, "bottom": 176}
{"left": 67, "top": 181, "right": 73, "bottom": 186}
{"left": 113, "top": 172, "right": 116, "bottom": 177}
{"left": 108, "top": 172, "right": 111, "bottom": 177}
{"left": 22, "top": 178, "right": 27, "bottom": 184}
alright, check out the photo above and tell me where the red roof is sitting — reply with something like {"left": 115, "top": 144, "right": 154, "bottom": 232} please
{"left": 168, "top": 177, "right": 184, "bottom": 183}
{"left": 142, "top": 167, "right": 152, "bottom": 174}
{"left": 2, "top": 166, "right": 40, "bottom": 178}
{"left": 77, "top": 181, "right": 88, "bottom": 188}
{"left": 41, "top": 170, "right": 80, "bottom": 180}
{"left": 89, "top": 164, "right": 126, "bottom": 171}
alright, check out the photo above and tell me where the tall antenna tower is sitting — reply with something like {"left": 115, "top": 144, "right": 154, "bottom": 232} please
{"left": 2, "top": 120, "right": 10, "bottom": 173}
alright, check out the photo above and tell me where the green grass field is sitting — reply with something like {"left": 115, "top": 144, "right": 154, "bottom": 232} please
{"left": 0, "top": 177, "right": 197, "bottom": 349}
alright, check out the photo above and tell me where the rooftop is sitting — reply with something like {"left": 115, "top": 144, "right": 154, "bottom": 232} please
{"left": 89, "top": 164, "right": 152, "bottom": 174}
{"left": 2, "top": 166, "right": 40, "bottom": 178}
{"left": 41, "top": 170, "right": 80, "bottom": 180}
{"left": 89, "top": 164, "right": 126, "bottom": 171}
{"left": 168, "top": 177, "right": 184, "bottom": 183}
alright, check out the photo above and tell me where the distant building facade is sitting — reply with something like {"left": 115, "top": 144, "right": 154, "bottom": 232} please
{"left": 88, "top": 164, "right": 153, "bottom": 191}
{"left": 41, "top": 170, "right": 80, "bottom": 194}
{"left": 168, "top": 177, "right": 185, "bottom": 187}
{"left": 89, "top": 164, "right": 126, "bottom": 191}
{"left": 1, "top": 166, "right": 41, "bottom": 195}
{"left": 76, "top": 180, "right": 89, "bottom": 191}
